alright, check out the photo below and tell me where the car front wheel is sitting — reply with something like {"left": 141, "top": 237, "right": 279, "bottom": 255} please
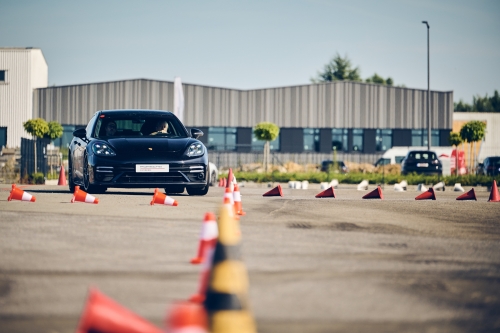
{"left": 186, "top": 185, "right": 209, "bottom": 196}
{"left": 83, "top": 154, "right": 106, "bottom": 194}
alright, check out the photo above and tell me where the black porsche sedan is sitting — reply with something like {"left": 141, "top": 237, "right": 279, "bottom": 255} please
{"left": 69, "top": 110, "right": 210, "bottom": 195}
{"left": 401, "top": 150, "right": 443, "bottom": 176}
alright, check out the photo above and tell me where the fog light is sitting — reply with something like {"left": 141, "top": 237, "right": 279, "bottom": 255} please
{"left": 198, "top": 173, "right": 205, "bottom": 179}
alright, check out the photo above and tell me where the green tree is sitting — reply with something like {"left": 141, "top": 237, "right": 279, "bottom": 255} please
{"left": 449, "top": 132, "right": 462, "bottom": 176}
{"left": 459, "top": 121, "right": 486, "bottom": 172}
{"left": 454, "top": 100, "right": 472, "bottom": 112}
{"left": 472, "top": 95, "right": 492, "bottom": 112}
{"left": 45, "top": 121, "right": 64, "bottom": 140}
{"left": 489, "top": 90, "right": 500, "bottom": 112}
{"left": 365, "top": 73, "right": 393, "bottom": 86}
{"left": 254, "top": 122, "right": 280, "bottom": 173}
{"left": 23, "top": 118, "right": 49, "bottom": 173}
{"left": 312, "top": 53, "right": 362, "bottom": 83}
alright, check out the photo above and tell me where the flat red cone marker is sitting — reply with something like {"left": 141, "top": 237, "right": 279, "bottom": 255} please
{"left": 315, "top": 187, "right": 336, "bottom": 198}
{"left": 263, "top": 184, "right": 283, "bottom": 197}
{"left": 456, "top": 188, "right": 477, "bottom": 201}
{"left": 488, "top": 180, "right": 500, "bottom": 202}
{"left": 415, "top": 187, "right": 436, "bottom": 200}
{"left": 362, "top": 185, "right": 383, "bottom": 199}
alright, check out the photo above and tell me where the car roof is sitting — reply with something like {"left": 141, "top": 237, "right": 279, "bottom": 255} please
{"left": 97, "top": 109, "right": 175, "bottom": 117}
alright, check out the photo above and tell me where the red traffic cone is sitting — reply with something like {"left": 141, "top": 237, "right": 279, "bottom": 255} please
{"left": 315, "top": 186, "right": 336, "bottom": 198}
{"left": 415, "top": 187, "right": 436, "bottom": 200}
{"left": 150, "top": 188, "right": 178, "bottom": 206}
{"left": 71, "top": 186, "right": 99, "bottom": 204}
{"left": 189, "top": 239, "right": 217, "bottom": 303}
{"left": 58, "top": 164, "right": 67, "bottom": 186}
{"left": 165, "top": 301, "right": 208, "bottom": 333}
{"left": 191, "top": 212, "right": 218, "bottom": 264}
{"left": 226, "top": 168, "right": 234, "bottom": 191}
{"left": 218, "top": 178, "right": 224, "bottom": 187}
{"left": 233, "top": 183, "right": 246, "bottom": 216}
{"left": 263, "top": 184, "right": 283, "bottom": 197}
{"left": 76, "top": 288, "right": 163, "bottom": 333}
{"left": 488, "top": 180, "right": 500, "bottom": 202}
{"left": 456, "top": 188, "right": 477, "bottom": 201}
{"left": 362, "top": 185, "right": 383, "bottom": 199}
{"left": 8, "top": 184, "right": 36, "bottom": 202}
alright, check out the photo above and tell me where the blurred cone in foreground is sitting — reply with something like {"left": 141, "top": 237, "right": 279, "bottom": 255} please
{"left": 415, "top": 187, "right": 436, "bottom": 200}
{"left": 71, "top": 186, "right": 98, "bottom": 204}
{"left": 151, "top": 188, "right": 178, "bottom": 206}
{"left": 456, "top": 188, "right": 477, "bottom": 201}
{"left": 233, "top": 183, "right": 246, "bottom": 216}
{"left": 58, "top": 164, "right": 67, "bottom": 186}
{"left": 191, "top": 212, "right": 218, "bottom": 264}
{"left": 190, "top": 238, "right": 217, "bottom": 303}
{"left": 488, "top": 180, "right": 500, "bottom": 202}
{"left": 76, "top": 288, "right": 162, "bottom": 333}
{"left": 165, "top": 301, "right": 208, "bottom": 333}
{"left": 362, "top": 186, "right": 383, "bottom": 199}
{"left": 226, "top": 168, "right": 234, "bottom": 191}
{"left": 203, "top": 201, "right": 256, "bottom": 333}
{"left": 8, "top": 184, "right": 36, "bottom": 202}
{"left": 315, "top": 186, "right": 336, "bottom": 198}
{"left": 263, "top": 185, "right": 283, "bottom": 197}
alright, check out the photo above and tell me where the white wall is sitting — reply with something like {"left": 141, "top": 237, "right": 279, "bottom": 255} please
{"left": 0, "top": 48, "right": 48, "bottom": 148}
{"left": 453, "top": 112, "right": 500, "bottom": 162}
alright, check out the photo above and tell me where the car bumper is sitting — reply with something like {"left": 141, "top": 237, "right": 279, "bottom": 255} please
{"left": 87, "top": 154, "right": 208, "bottom": 188}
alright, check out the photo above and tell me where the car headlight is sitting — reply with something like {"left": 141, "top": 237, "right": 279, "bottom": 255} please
{"left": 186, "top": 143, "right": 204, "bottom": 157}
{"left": 92, "top": 142, "right": 116, "bottom": 156}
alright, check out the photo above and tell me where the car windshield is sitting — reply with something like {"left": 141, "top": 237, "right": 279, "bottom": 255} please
{"left": 94, "top": 114, "right": 188, "bottom": 139}
{"left": 408, "top": 152, "right": 436, "bottom": 160}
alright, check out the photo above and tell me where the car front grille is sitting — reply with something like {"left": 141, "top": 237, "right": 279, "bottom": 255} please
{"left": 103, "top": 163, "right": 206, "bottom": 184}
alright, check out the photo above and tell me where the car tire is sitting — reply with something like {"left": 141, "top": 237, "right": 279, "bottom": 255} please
{"left": 186, "top": 185, "right": 209, "bottom": 196}
{"left": 68, "top": 153, "right": 75, "bottom": 193}
{"left": 82, "top": 153, "right": 106, "bottom": 194}
{"left": 209, "top": 170, "right": 217, "bottom": 187}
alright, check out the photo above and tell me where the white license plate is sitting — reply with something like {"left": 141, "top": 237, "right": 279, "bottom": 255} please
{"left": 136, "top": 164, "right": 169, "bottom": 173}
{"left": 417, "top": 163, "right": 429, "bottom": 167}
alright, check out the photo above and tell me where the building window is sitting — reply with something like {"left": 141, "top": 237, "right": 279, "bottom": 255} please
{"left": 0, "top": 70, "right": 6, "bottom": 82}
{"left": 376, "top": 129, "right": 392, "bottom": 151}
{"left": 208, "top": 127, "right": 237, "bottom": 151}
{"left": 352, "top": 129, "right": 364, "bottom": 152}
{"left": 252, "top": 130, "right": 280, "bottom": 151}
{"left": 332, "top": 129, "right": 348, "bottom": 152}
{"left": 303, "top": 128, "right": 320, "bottom": 151}
{"left": 412, "top": 129, "right": 440, "bottom": 147}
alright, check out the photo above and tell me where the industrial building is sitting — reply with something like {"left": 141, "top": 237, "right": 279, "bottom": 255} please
{"left": 2, "top": 47, "right": 456, "bottom": 167}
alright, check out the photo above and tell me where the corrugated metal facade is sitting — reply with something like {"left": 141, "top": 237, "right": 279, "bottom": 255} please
{"left": 0, "top": 48, "right": 48, "bottom": 147}
{"left": 33, "top": 78, "right": 453, "bottom": 130}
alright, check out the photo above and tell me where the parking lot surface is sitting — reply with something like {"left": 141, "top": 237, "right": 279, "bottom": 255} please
{"left": 1, "top": 183, "right": 499, "bottom": 333}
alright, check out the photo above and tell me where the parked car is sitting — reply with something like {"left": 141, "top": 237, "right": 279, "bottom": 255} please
{"left": 401, "top": 150, "right": 442, "bottom": 176}
{"left": 477, "top": 157, "right": 500, "bottom": 176}
{"left": 69, "top": 109, "right": 210, "bottom": 195}
{"left": 320, "top": 160, "right": 349, "bottom": 173}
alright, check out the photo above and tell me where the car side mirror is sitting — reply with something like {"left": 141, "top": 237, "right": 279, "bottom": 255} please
{"left": 73, "top": 128, "right": 87, "bottom": 139}
{"left": 190, "top": 128, "right": 204, "bottom": 139}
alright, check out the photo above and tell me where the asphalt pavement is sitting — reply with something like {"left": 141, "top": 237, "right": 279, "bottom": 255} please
{"left": 0, "top": 183, "right": 499, "bottom": 333}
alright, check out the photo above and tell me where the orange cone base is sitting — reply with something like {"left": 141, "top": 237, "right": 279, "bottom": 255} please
{"left": 315, "top": 187, "right": 336, "bottom": 198}
{"left": 165, "top": 301, "right": 208, "bottom": 333}
{"left": 190, "top": 257, "right": 203, "bottom": 264}
{"left": 488, "top": 181, "right": 500, "bottom": 202}
{"left": 189, "top": 293, "right": 205, "bottom": 303}
{"left": 263, "top": 185, "right": 283, "bottom": 197}
{"left": 456, "top": 188, "right": 477, "bottom": 201}
{"left": 237, "top": 210, "right": 247, "bottom": 216}
{"left": 362, "top": 186, "right": 383, "bottom": 199}
{"left": 415, "top": 188, "right": 436, "bottom": 200}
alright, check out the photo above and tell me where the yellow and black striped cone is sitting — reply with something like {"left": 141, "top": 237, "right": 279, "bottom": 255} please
{"left": 203, "top": 202, "right": 256, "bottom": 333}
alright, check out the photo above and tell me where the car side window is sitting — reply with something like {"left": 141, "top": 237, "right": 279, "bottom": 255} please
{"left": 86, "top": 114, "right": 98, "bottom": 138}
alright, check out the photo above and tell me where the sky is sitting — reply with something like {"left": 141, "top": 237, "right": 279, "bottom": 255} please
{"left": 1, "top": 0, "right": 499, "bottom": 104}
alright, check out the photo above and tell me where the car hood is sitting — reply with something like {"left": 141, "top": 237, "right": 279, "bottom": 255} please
{"left": 105, "top": 137, "right": 195, "bottom": 156}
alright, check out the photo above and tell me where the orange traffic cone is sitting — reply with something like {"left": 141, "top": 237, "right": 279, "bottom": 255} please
{"left": 58, "top": 164, "right": 67, "bottom": 186}
{"left": 8, "top": 184, "right": 36, "bottom": 202}
{"left": 362, "top": 185, "right": 383, "bottom": 199}
{"left": 218, "top": 178, "right": 224, "bottom": 187}
{"left": 165, "top": 301, "right": 208, "bottom": 333}
{"left": 488, "top": 181, "right": 500, "bottom": 202}
{"left": 456, "top": 188, "right": 477, "bottom": 201}
{"left": 191, "top": 212, "right": 218, "bottom": 264}
{"left": 315, "top": 186, "right": 336, "bottom": 198}
{"left": 227, "top": 168, "right": 234, "bottom": 191}
{"left": 71, "top": 186, "right": 99, "bottom": 204}
{"left": 415, "top": 187, "right": 436, "bottom": 200}
{"left": 263, "top": 184, "right": 283, "bottom": 197}
{"left": 76, "top": 288, "right": 163, "bottom": 333}
{"left": 150, "top": 188, "right": 178, "bottom": 206}
{"left": 189, "top": 238, "right": 217, "bottom": 303}
{"left": 233, "top": 183, "right": 246, "bottom": 215}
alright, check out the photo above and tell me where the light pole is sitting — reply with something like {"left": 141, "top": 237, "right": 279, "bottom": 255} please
{"left": 422, "top": 21, "right": 431, "bottom": 150}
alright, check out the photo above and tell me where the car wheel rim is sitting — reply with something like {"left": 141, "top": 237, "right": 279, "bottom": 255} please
{"left": 83, "top": 155, "right": 90, "bottom": 191}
